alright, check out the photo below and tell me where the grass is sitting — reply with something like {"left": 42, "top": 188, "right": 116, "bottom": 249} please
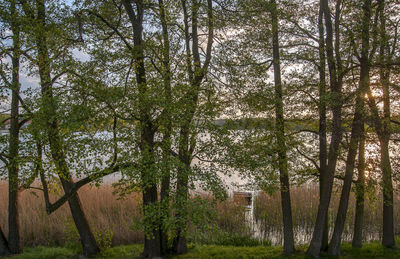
{"left": 8, "top": 242, "right": 400, "bottom": 259}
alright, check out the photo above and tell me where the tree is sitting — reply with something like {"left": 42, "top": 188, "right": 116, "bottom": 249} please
{"left": 307, "top": 0, "right": 345, "bottom": 256}
{"left": 20, "top": 0, "right": 100, "bottom": 256}
{"left": 365, "top": 0, "right": 396, "bottom": 247}
{"left": 7, "top": 0, "right": 21, "bottom": 253}
{"left": 173, "top": 0, "right": 214, "bottom": 254}
{"left": 0, "top": 226, "right": 9, "bottom": 256}
{"left": 0, "top": 0, "right": 23, "bottom": 254}
{"left": 328, "top": 0, "right": 372, "bottom": 255}
{"left": 352, "top": 124, "right": 366, "bottom": 248}
{"left": 270, "top": 0, "right": 295, "bottom": 254}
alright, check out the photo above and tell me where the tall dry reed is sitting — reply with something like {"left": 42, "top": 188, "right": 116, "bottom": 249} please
{"left": 0, "top": 182, "right": 143, "bottom": 247}
{"left": 254, "top": 184, "right": 400, "bottom": 245}
{"left": 0, "top": 182, "right": 398, "bottom": 247}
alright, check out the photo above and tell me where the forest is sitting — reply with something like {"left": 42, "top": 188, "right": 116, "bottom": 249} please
{"left": 0, "top": 0, "right": 400, "bottom": 258}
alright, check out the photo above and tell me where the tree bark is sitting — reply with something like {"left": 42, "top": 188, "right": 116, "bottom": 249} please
{"left": 7, "top": 0, "right": 21, "bottom": 254}
{"left": 0, "top": 226, "right": 10, "bottom": 257}
{"left": 377, "top": 0, "right": 394, "bottom": 247}
{"left": 270, "top": 0, "right": 295, "bottom": 254}
{"left": 158, "top": 0, "right": 172, "bottom": 253}
{"left": 352, "top": 126, "right": 366, "bottom": 248}
{"left": 328, "top": 0, "right": 371, "bottom": 255}
{"left": 173, "top": 0, "right": 213, "bottom": 254}
{"left": 318, "top": 4, "right": 329, "bottom": 251}
{"left": 122, "top": 1, "right": 161, "bottom": 257}
{"left": 32, "top": 1, "right": 99, "bottom": 256}
{"left": 307, "top": 0, "right": 343, "bottom": 256}
{"left": 380, "top": 138, "right": 394, "bottom": 246}
{"left": 364, "top": 0, "right": 395, "bottom": 247}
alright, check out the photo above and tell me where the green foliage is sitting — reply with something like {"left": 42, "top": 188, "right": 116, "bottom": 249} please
{"left": 94, "top": 227, "right": 114, "bottom": 250}
{"left": 63, "top": 217, "right": 80, "bottom": 249}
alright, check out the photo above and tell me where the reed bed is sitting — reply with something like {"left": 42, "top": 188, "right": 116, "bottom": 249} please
{"left": 0, "top": 182, "right": 142, "bottom": 247}
{"left": 254, "top": 184, "right": 400, "bottom": 245}
{"left": 0, "top": 182, "right": 398, "bottom": 247}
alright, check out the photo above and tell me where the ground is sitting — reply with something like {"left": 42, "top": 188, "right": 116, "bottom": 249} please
{"left": 6, "top": 242, "right": 400, "bottom": 259}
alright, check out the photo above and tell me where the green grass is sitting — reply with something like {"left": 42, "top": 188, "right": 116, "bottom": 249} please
{"left": 8, "top": 242, "right": 400, "bottom": 258}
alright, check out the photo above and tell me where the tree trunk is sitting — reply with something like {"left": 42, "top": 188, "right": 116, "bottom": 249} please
{"left": 307, "top": 0, "right": 343, "bottom": 256}
{"left": 0, "top": 226, "right": 10, "bottom": 257}
{"left": 270, "top": 0, "right": 295, "bottom": 254}
{"left": 318, "top": 4, "right": 329, "bottom": 251}
{"left": 352, "top": 126, "right": 366, "bottom": 248}
{"left": 380, "top": 137, "right": 394, "bottom": 247}
{"left": 377, "top": 0, "right": 395, "bottom": 247}
{"left": 140, "top": 125, "right": 160, "bottom": 258}
{"left": 8, "top": 0, "right": 21, "bottom": 253}
{"left": 173, "top": 0, "right": 213, "bottom": 254}
{"left": 122, "top": 1, "right": 162, "bottom": 257}
{"left": 158, "top": 0, "right": 172, "bottom": 253}
{"left": 32, "top": 1, "right": 100, "bottom": 256}
{"left": 328, "top": 0, "right": 371, "bottom": 255}
{"left": 328, "top": 99, "right": 365, "bottom": 255}
{"left": 173, "top": 127, "right": 191, "bottom": 255}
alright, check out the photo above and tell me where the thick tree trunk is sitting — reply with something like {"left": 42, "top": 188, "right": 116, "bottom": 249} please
{"left": 318, "top": 5, "right": 329, "bottom": 251}
{"left": 270, "top": 0, "right": 295, "bottom": 254}
{"left": 352, "top": 126, "right": 366, "bottom": 248}
{"left": 32, "top": 1, "right": 100, "bottom": 256}
{"left": 0, "top": 226, "right": 10, "bottom": 257}
{"left": 122, "top": 1, "right": 162, "bottom": 257}
{"left": 8, "top": 0, "right": 21, "bottom": 253}
{"left": 307, "top": 0, "right": 343, "bottom": 256}
{"left": 328, "top": 1, "right": 371, "bottom": 255}
{"left": 173, "top": 128, "right": 191, "bottom": 255}
{"left": 61, "top": 179, "right": 100, "bottom": 256}
{"left": 140, "top": 126, "right": 160, "bottom": 258}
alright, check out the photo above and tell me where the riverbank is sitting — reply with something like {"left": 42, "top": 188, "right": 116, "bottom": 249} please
{"left": 7, "top": 242, "right": 400, "bottom": 258}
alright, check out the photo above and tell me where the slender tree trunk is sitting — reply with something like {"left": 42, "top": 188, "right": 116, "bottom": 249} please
{"left": 378, "top": 0, "right": 394, "bottom": 247}
{"left": 32, "top": 1, "right": 99, "bottom": 256}
{"left": 307, "top": 0, "right": 343, "bottom": 256}
{"left": 0, "top": 226, "right": 10, "bottom": 256}
{"left": 270, "top": 0, "right": 295, "bottom": 254}
{"left": 328, "top": 0, "right": 371, "bottom": 255}
{"left": 8, "top": 0, "right": 21, "bottom": 254}
{"left": 158, "top": 0, "right": 172, "bottom": 253}
{"left": 352, "top": 125, "right": 366, "bottom": 248}
{"left": 380, "top": 137, "right": 394, "bottom": 246}
{"left": 318, "top": 5, "right": 329, "bottom": 251}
